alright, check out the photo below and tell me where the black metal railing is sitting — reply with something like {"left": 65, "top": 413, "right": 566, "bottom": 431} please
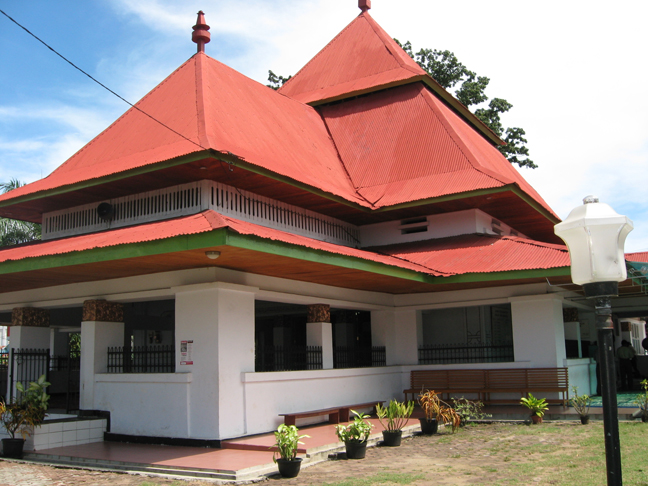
{"left": 418, "top": 343, "right": 514, "bottom": 364}
{"left": 50, "top": 355, "right": 81, "bottom": 372}
{"left": 255, "top": 345, "right": 322, "bottom": 372}
{"left": 9, "top": 348, "right": 50, "bottom": 401}
{"left": 334, "top": 346, "right": 386, "bottom": 369}
{"left": 107, "top": 345, "right": 175, "bottom": 373}
{"left": 0, "top": 352, "right": 8, "bottom": 401}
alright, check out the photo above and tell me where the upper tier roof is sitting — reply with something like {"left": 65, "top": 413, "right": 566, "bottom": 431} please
{"left": 0, "top": 53, "right": 365, "bottom": 212}
{"left": 0, "top": 9, "right": 558, "bottom": 243}
{"left": 278, "top": 11, "right": 426, "bottom": 104}
{"left": 319, "top": 83, "right": 556, "bottom": 217}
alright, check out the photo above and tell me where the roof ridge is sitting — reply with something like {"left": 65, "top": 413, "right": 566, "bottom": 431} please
{"left": 279, "top": 13, "right": 365, "bottom": 94}
{"left": 417, "top": 87, "right": 512, "bottom": 186}
{"left": 49, "top": 55, "right": 201, "bottom": 178}
{"left": 361, "top": 13, "right": 425, "bottom": 75}
{"left": 194, "top": 53, "right": 211, "bottom": 148}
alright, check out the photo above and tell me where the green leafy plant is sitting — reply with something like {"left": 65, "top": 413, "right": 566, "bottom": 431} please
{"left": 520, "top": 393, "right": 549, "bottom": 417}
{"left": 376, "top": 399, "right": 414, "bottom": 432}
{"left": 335, "top": 410, "right": 373, "bottom": 443}
{"left": 0, "top": 374, "right": 50, "bottom": 439}
{"left": 272, "top": 424, "right": 309, "bottom": 462}
{"left": 418, "top": 390, "right": 461, "bottom": 432}
{"left": 633, "top": 379, "right": 648, "bottom": 417}
{"left": 450, "top": 397, "right": 491, "bottom": 425}
{"left": 570, "top": 386, "right": 591, "bottom": 417}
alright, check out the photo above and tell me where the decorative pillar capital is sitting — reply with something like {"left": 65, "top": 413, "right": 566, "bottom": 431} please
{"left": 11, "top": 307, "right": 50, "bottom": 327}
{"left": 307, "top": 304, "right": 330, "bottom": 323}
{"left": 83, "top": 300, "right": 124, "bottom": 322}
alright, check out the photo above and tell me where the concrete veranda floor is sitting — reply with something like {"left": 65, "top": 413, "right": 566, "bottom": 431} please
{"left": 19, "top": 399, "right": 645, "bottom": 483}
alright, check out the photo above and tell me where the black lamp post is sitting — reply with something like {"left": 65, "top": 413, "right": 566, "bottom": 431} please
{"left": 555, "top": 195, "right": 633, "bottom": 486}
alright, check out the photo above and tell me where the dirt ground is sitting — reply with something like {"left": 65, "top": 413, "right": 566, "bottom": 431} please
{"left": 0, "top": 424, "right": 579, "bottom": 486}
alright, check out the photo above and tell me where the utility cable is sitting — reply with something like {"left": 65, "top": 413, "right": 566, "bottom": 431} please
{"left": 0, "top": 8, "right": 207, "bottom": 153}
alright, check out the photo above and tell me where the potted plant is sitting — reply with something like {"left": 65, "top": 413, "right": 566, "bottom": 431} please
{"left": 0, "top": 374, "right": 50, "bottom": 458}
{"left": 418, "top": 390, "right": 461, "bottom": 434}
{"left": 272, "top": 423, "right": 309, "bottom": 478}
{"left": 520, "top": 393, "right": 549, "bottom": 424}
{"left": 633, "top": 379, "right": 648, "bottom": 423}
{"left": 450, "top": 397, "right": 491, "bottom": 426}
{"left": 570, "top": 386, "right": 591, "bottom": 424}
{"left": 335, "top": 409, "right": 374, "bottom": 459}
{"left": 376, "top": 399, "right": 414, "bottom": 446}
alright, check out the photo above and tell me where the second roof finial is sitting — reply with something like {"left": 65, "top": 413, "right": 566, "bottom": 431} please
{"left": 359, "top": 0, "right": 371, "bottom": 13}
{"left": 192, "top": 11, "right": 211, "bottom": 53}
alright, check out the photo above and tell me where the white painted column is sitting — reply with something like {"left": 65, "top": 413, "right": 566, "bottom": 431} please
{"left": 372, "top": 309, "right": 419, "bottom": 366}
{"left": 79, "top": 320, "right": 124, "bottom": 409}
{"left": 8, "top": 326, "right": 50, "bottom": 350}
{"left": 307, "top": 322, "right": 333, "bottom": 369}
{"left": 175, "top": 282, "right": 257, "bottom": 440}
{"left": 509, "top": 294, "right": 566, "bottom": 367}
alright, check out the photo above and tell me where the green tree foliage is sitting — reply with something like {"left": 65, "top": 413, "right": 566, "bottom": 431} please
{"left": 395, "top": 40, "right": 536, "bottom": 169}
{"left": 0, "top": 179, "right": 41, "bottom": 246}
{"left": 267, "top": 70, "right": 291, "bottom": 90}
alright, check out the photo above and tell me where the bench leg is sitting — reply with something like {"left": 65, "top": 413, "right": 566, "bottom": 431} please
{"left": 339, "top": 408, "right": 350, "bottom": 422}
{"left": 284, "top": 416, "right": 296, "bottom": 426}
{"left": 329, "top": 411, "right": 340, "bottom": 424}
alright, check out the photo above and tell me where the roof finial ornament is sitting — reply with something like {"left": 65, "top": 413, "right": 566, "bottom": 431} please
{"left": 192, "top": 11, "right": 211, "bottom": 53}
{"left": 359, "top": 0, "right": 371, "bottom": 13}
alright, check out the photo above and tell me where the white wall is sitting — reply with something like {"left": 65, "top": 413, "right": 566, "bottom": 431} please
{"left": 93, "top": 374, "right": 191, "bottom": 437}
{"left": 243, "top": 367, "right": 405, "bottom": 434}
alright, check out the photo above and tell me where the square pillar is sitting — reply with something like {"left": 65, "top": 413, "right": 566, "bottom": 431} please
{"left": 509, "top": 294, "right": 566, "bottom": 367}
{"left": 307, "top": 304, "right": 333, "bottom": 369}
{"left": 175, "top": 282, "right": 257, "bottom": 440}
{"left": 8, "top": 308, "right": 51, "bottom": 399}
{"left": 79, "top": 300, "right": 124, "bottom": 410}
{"left": 372, "top": 309, "right": 419, "bottom": 365}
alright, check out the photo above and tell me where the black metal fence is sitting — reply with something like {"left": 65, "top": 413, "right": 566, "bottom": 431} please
{"left": 418, "top": 343, "right": 514, "bottom": 364}
{"left": 334, "top": 346, "right": 386, "bottom": 369}
{"left": 107, "top": 345, "right": 175, "bottom": 373}
{"left": 9, "top": 348, "right": 50, "bottom": 401}
{"left": 0, "top": 352, "right": 8, "bottom": 401}
{"left": 255, "top": 345, "right": 322, "bottom": 372}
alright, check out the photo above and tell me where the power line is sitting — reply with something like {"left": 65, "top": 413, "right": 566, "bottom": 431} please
{"left": 0, "top": 8, "right": 207, "bottom": 153}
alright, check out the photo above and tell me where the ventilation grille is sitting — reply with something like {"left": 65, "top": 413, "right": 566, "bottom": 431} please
{"left": 42, "top": 180, "right": 360, "bottom": 246}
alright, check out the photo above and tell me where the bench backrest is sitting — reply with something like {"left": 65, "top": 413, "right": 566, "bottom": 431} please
{"left": 410, "top": 367, "right": 568, "bottom": 392}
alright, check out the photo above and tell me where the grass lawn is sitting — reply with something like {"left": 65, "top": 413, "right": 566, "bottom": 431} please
{"left": 270, "top": 421, "right": 648, "bottom": 486}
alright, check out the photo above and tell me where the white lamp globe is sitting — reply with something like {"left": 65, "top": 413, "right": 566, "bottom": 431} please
{"left": 554, "top": 196, "right": 633, "bottom": 285}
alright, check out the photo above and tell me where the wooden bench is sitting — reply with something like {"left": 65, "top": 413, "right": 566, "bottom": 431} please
{"left": 280, "top": 401, "right": 382, "bottom": 426}
{"left": 404, "top": 368, "right": 569, "bottom": 406}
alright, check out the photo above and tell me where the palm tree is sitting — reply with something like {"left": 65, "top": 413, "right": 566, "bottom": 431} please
{"left": 0, "top": 179, "right": 41, "bottom": 246}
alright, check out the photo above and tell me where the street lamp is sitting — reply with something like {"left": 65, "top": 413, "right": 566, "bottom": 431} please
{"left": 555, "top": 195, "right": 633, "bottom": 486}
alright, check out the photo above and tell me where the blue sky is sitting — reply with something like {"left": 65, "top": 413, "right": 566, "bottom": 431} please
{"left": 1, "top": 0, "right": 647, "bottom": 251}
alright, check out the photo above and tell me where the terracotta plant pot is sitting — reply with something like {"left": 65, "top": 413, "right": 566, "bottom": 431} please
{"left": 580, "top": 415, "right": 590, "bottom": 425}
{"left": 419, "top": 418, "right": 438, "bottom": 435}
{"left": 381, "top": 430, "right": 402, "bottom": 447}
{"left": 2, "top": 438, "right": 25, "bottom": 459}
{"left": 276, "top": 457, "right": 302, "bottom": 478}
{"left": 531, "top": 415, "right": 543, "bottom": 424}
{"left": 344, "top": 440, "right": 367, "bottom": 459}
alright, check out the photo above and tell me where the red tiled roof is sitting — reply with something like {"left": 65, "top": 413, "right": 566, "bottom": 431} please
{"left": 0, "top": 211, "right": 442, "bottom": 276}
{"left": 370, "top": 235, "right": 570, "bottom": 275}
{"left": 320, "top": 83, "right": 557, "bottom": 217}
{"left": 0, "top": 54, "right": 365, "bottom": 208}
{"left": 278, "top": 12, "right": 426, "bottom": 104}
